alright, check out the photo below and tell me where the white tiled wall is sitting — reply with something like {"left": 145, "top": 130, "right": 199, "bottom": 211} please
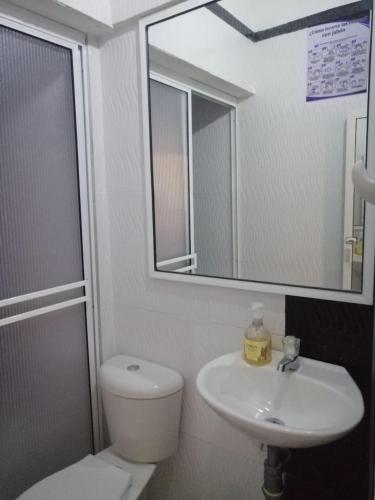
{"left": 111, "top": 0, "right": 187, "bottom": 25}
{"left": 94, "top": 23, "right": 285, "bottom": 500}
{"left": 61, "top": 0, "right": 112, "bottom": 25}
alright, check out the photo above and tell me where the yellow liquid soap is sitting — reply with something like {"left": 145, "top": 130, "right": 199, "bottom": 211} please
{"left": 243, "top": 303, "right": 272, "bottom": 366}
{"left": 244, "top": 336, "right": 271, "bottom": 366}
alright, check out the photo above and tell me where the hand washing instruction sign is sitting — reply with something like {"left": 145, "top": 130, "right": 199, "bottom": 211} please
{"left": 306, "top": 15, "right": 370, "bottom": 101}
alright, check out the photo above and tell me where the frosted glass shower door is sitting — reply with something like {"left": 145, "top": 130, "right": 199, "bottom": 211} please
{"left": 192, "top": 93, "right": 235, "bottom": 278}
{"left": 0, "top": 22, "right": 94, "bottom": 499}
{"left": 150, "top": 77, "right": 196, "bottom": 273}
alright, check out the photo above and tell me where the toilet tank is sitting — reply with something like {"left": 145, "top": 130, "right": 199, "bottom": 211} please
{"left": 100, "top": 355, "right": 184, "bottom": 463}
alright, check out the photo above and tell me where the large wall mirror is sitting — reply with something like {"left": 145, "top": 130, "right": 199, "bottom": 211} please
{"left": 140, "top": 0, "right": 375, "bottom": 303}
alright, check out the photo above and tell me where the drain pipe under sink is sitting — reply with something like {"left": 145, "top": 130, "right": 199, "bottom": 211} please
{"left": 262, "top": 446, "right": 290, "bottom": 500}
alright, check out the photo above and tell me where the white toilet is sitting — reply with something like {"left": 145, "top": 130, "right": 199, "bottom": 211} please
{"left": 18, "top": 355, "right": 184, "bottom": 500}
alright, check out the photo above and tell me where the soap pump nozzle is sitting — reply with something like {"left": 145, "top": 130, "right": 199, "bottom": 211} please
{"left": 251, "top": 302, "right": 264, "bottom": 327}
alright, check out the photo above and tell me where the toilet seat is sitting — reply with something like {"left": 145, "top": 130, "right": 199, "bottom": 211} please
{"left": 18, "top": 454, "right": 132, "bottom": 500}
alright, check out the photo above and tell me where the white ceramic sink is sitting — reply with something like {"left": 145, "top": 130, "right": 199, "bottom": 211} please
{"left": 196, "top": 351, "right": 364, "bottom": 448}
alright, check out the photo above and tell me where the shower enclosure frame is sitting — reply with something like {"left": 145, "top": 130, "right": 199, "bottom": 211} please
{"left": 0, "top": 7, "right": 102, "bottom": 451}
{"left": 150, "top": 70, "right": 239, "bottom": 277}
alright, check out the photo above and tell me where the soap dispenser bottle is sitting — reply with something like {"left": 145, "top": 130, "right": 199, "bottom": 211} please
{"left": 244, "top": 303, "right": 271, "bottom": 366}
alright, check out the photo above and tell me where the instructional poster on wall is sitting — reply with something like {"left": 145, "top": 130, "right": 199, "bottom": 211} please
{"left": 306, "top": 14, "right": 370, "bottom": 101}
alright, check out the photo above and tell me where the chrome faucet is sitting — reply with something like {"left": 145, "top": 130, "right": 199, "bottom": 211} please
{"left": 277, "top": 336, "right": 301, "bottom": 372}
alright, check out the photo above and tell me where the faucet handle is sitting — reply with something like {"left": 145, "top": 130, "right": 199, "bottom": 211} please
{"left": 282, "top": 336, "right": 300, "bottom": 358}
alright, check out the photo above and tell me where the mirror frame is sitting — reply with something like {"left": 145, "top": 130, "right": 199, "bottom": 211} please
{"left": 139, "top": 0, "right": 375, "bottom": 304}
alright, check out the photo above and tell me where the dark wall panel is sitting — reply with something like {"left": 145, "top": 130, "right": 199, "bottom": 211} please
{"left": 285, "top": 296, "right": 374, "bottom": 500}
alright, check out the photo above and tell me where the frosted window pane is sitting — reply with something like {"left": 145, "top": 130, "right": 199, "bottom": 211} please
{"left": 150, "top": 79, "right": 190, "bottom": 263}
{"left": 0, "top": 26, "right": 84, "bottom": 299}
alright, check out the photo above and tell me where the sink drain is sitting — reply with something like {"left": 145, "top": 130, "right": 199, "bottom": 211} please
{"left": 264, "top": 417, "right": 285, "bottom": 426}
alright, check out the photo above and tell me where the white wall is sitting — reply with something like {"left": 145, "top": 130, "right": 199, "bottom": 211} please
{"left": 6, "top": 0, "right": 188, "bottom": 31}
{"left": 5, "top": 0, "right": 113, "bottom": 35}
{"left": 149, "top": 7, "right": 367, "bottom": 289}
{"left": 149, "top": 7, "right": 257, "bottom": 87}
{"left": 237, "top": 30, "right": 366, "bottom": 289}
{"left": 61, "top": 0, "right": 112, "bottom": 25}
{"left": 96, "top": 23, "right": 285, "bottom": 500}
{"left": 111, "top": 0, "right": 187, "bottom": 25}
{"left": 220, "top": 0, "right": 354, "bottom": 31}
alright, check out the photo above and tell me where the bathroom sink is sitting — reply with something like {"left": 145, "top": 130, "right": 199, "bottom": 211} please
{"left": 196, "top": 351, "right": 364, "bottom": 448}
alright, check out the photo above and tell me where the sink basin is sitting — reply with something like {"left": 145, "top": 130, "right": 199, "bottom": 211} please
{"left": 196, "top": 351, "right": 364, "bottom": 448}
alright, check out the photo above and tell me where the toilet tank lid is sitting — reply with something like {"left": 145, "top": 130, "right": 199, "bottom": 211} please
{"left": 100, "top": 355, "right": 184, "bottom": 399}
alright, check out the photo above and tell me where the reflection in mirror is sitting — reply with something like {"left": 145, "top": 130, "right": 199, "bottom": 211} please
{"left": 147, "top": 0, "right": 372, "bottom": 292}
{"left": 343, "top": 110, "right": 367, "bottom": 290}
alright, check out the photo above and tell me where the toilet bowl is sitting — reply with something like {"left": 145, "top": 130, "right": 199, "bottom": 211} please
{"left": 17, "top": 355, "right": 184, "bottom": 500}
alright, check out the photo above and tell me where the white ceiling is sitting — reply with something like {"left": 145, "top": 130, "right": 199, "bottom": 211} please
{"left": 218, "top": 0, "right": 362, "bottom": 31}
